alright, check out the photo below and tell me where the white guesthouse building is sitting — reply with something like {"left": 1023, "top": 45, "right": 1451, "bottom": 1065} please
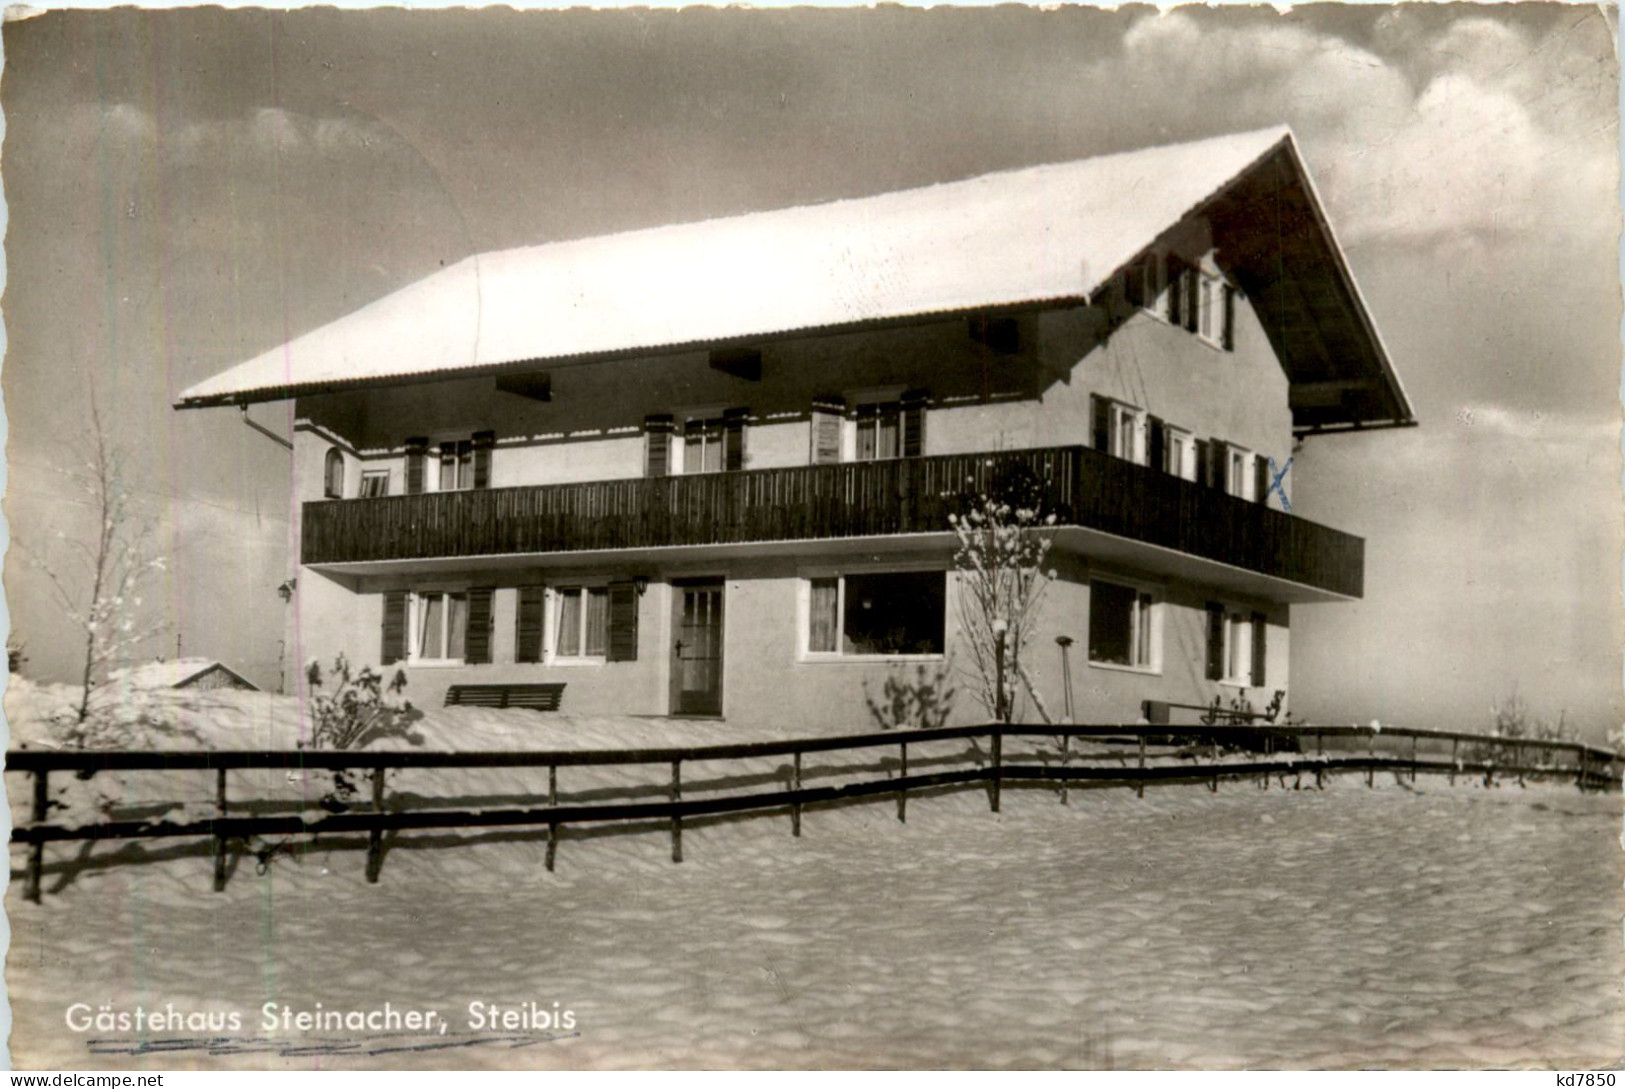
{"left": 177, "top": 127, "right": 1414, "bottom": 729}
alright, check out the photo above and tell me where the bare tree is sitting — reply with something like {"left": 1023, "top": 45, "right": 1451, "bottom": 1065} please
{"left": 27, "top": 398, "right": 167, "bottom": 737}
{"left": 949, "top": 466, "right": 1058, "bottom": 724}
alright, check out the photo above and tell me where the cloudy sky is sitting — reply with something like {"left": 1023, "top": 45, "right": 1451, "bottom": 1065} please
{"left": 2, "top": 5, "right": 1619, "bottom": 733}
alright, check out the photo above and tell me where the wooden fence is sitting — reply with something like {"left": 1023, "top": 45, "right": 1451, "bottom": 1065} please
{"left": 9, "top": 722, "right": 1619, "bottom": 902}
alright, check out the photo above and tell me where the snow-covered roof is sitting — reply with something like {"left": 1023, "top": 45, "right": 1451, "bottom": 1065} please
{"left": 176, "top": 126, "right": 1412, "bottom": 429}
{"left": 109, "top": 658, "right": 259, "bottom": 691}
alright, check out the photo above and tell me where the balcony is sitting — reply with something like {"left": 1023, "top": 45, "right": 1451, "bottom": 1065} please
{"left": 301, "top": 445, "right": 1364, "bottom": 600}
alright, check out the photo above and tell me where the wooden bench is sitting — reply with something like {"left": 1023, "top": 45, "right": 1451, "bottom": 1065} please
{"left": 444, "top": 683, "right": 565, "bottom": 711}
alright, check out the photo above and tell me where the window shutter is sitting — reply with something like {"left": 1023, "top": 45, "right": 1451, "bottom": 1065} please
{"left": 1148, "top": 417, "right": 1165, "bottom": 474}
{"left": 463, "top": 587, "right": 495, "bottom": 665}
{"left": 810, "top": 398, "right": 843, "bottom": 464}
{"left": 381, "top": 591, "right": 408, "bottom": 665}
{"left": 1092, "top": 395, "right": 1111, "bottom": 453}
{"left": 901, "top": 390, "right": 928, "bottom": 458}
{"left": 1194, "top": 439, "right": 1211, "bottom": 488}
{"left": 723, "top": 408, "right": 748, "bottom": 472}
{"left": 515, "top": 585, "right": 546, "bottom": 664}
{"left": 472, "top": 431, "right": 495, "bottom": 490}
{"left": 1205, "top": 603, "right": 1225, "bottom": 681}
{"left": 1254, "top": 455, "right": 1272, "bottom": 506}
{"left": 405, "top": 437, "right": 428, "bottom": 495}
{"left": 1183, "top": 267, "right": 1199, "bottom": 333}
{"left": 644, "top": 415, "right": 674, "bottom": 478}
{"left": 1222, "top": 284, "right": 1237, "bottom": 351}
{"left": 1124, "top": 259, "right": 1145, "bottom": 309}
{"left": 1164, "top": 256, "right": 1183, "bottom": 324}
{"left": 1250, "top": 612, "right": 1268, "bottom": 686}
{"left": 607, "top": 581, "right": 639, "bottom": 662}
{"left": 1207, "top": 440, "right": 1228, "bottom": 490}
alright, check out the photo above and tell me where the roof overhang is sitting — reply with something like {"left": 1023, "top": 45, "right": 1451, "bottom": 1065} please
{"left": 177, "top": 127, "right": 1413, "bottom": 434}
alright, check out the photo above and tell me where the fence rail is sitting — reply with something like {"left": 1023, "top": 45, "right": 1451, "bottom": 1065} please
{"left": 10, "top": 722, "right": 1618, "bottom": 901}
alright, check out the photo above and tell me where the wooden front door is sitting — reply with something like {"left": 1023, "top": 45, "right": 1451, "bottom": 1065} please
{"left": 671, "top": 580, "right": 725, "bottom": 716}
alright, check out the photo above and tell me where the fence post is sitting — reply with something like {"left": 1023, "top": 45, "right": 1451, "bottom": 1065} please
{"left": 1366, "top": 732, "right": 1375, "bottom": 789}
{"left": 670, "top": 760, "right": 683, "bottom": 864}
{"left": 1515, "top": 742, "right": 1524, "bottom": 788}
{"left": 1137, "top": 735, "right": 1146, "bottom": 799}
{"left": 1314, "top": 730, "right": 1324, "bottom": 790}
{"left": 1449, "top": 738, "right": 1457, "bottom": 786}
{"left": 1060, "top": 734, "right": 1070, "bottom": 806}
{"left": 546, "top": 822, "right": 558, "bottom": 872}
{"left": 1410, "top": 735, "right": 1418, "bottom": 786}
{"left": 365, "top": 766, "right": 387, "bottom": 884}
{"left": 213, "top": 767, "right": 229, "bottom": 892}
{"left": 898, "top": 742, "right": 908, "bottom": 823}
{"left": 26, "top": 769, "right": 48, "bottom": 904}
{"left": 549, "top": 764, "right": 558, "bottom": 808}
{"left": 1210, "top": 738, "right": 1219, "bottom": 793}
{"left": 1262, "top": 733, "right": 1272, "bottom": 791}
{"left": 990, "top": 728, "right": 1003, "bottom": 813}
{"left": 1577, "top": 746, "right": 1587, "bottom": 790}
{"left": 791, "top": 751, "right": 802, "bottom": 837}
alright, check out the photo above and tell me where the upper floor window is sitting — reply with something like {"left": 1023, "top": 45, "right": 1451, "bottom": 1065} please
{"left": 1162, "top": 424, "right": 1196, "bottom": 482}
{"left": 323, "top": 449, "right": 345, "bottom": 499}
{"left": 804, "top": 569, "right": 945, "bottom": 658}
{"left": 1093, "top": 395, "right": 1148, "bottom": 466}
{"left": 850, "top": 390, "right": 927, "bottom": 462}
{"left": 655, "top": 408, "right": 745, "bottom": 476}
{"left": 405, "top": 432, "right": 493, "bottom": 495}
{"left": 1164, "top": 255, "right": 1236, "bottom": 351}
{"left": 323, "top": 448, "right": 346, "bottom": 500}
{"left": 1224, "top": 445, "right": 1254, "bottom": 500}
{"left": 439, "top": 439, "right": 474, "bottom": 491}
{"left": 1089, "top": 578, "right": 1160, "bottom": 672}
{"left": 359, "top": 469, "right": 390, "bottom": 499}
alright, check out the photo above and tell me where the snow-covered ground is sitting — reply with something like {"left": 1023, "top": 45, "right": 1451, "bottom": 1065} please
{"left": 5, "top": 681, "right": 1621, "bottom": 1069}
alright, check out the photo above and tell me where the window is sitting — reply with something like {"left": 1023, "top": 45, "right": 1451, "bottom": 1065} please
{"left": 1088, "top": 579, "right": 1159, "bottom": 671}
{"left": 852, "top": 394, "right": 926, "bottom": 461}
{"left": 804, "top": 570, "right": 946, "bottom": 657}
{"left": 438, "top": 439, "right": 474, "bottom": 491}
{"left": 553, "top": 586, "right": 609, "bottom": 660}
{"left": 410, "top": 590, "right": 468, "bottom": 664}
{"left": 1163, "top": 426, "right": 1196, "bottom": 482}
{"left": 1225, "top": 613, "right": 1253, "bottom": 684}
{"left": 359, "top": 470, "right": 390, "bottom": 498}
{"left": 1225, "top": 446, "right": 1253, "bottom": 500}
{"left": 323, "top": 449, "right": 344, "bottom": 499}
{"left": 1093, "top": 396, "right": 1148, "bottom": 466}
{"left": 683, "top": 416, "right": 725, "bottom": 474}
{"left": 1207, "top": 604, "right": 1267, "bottom": 686}
{"left": 678, "top": 409, "right": 745, "bottom": 473}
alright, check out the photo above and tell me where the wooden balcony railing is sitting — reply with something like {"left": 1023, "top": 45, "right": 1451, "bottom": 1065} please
{"left": 301, "top": 445, "right": 1364, "bottom": 597}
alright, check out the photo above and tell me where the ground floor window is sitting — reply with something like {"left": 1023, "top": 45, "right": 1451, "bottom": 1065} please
{"left": 805, "top": 570, "right": 946, "bottom": 657}
{"left": 1088, "top": 579, "right": 1159, "bottom": 671}
{"left": 553, "top": 585, "right": 609, "bottom": 659}
{"left": 412, "top": 590, "right": 468, "bottom": 663}
{"left": 1207, "top": 604, "right": 1267, "bottom": 686}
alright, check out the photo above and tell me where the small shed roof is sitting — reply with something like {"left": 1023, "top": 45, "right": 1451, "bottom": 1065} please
{"left": 177, "top": 126, "right": 1412, "bottom": 431}
{"left": 110, "top": 658, "right": 260, "bottom": 691}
